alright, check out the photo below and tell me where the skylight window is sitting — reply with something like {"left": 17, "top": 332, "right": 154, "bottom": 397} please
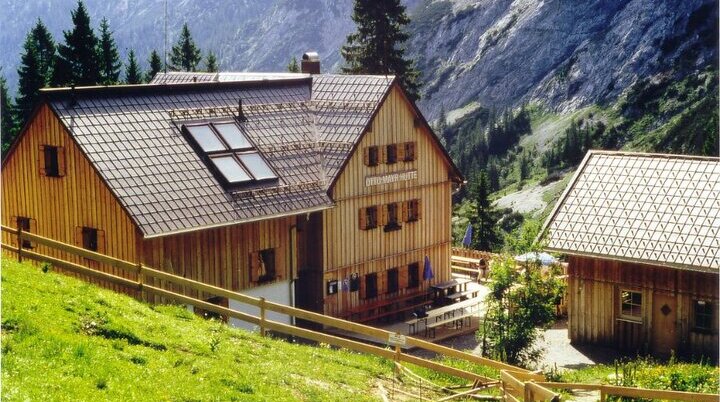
{"left": 182, "top": 121, "right": 278, "bottom": 187}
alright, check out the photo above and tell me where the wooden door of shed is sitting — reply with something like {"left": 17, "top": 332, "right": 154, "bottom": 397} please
{"left": 651, "top": 292, "right": 678, "bottom": 356}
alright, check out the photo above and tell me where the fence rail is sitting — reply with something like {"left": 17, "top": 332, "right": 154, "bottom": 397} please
{"left": 6, "top": 226, "right": 717, "bottom": 401}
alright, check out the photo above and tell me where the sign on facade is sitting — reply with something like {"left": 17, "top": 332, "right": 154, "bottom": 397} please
{"left": 365, "top": 170, "right": 418, "bottom": 187}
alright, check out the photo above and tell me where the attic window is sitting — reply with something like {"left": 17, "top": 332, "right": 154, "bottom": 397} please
{"left": 182, "top": 121, "right": 277, "bottom": 186}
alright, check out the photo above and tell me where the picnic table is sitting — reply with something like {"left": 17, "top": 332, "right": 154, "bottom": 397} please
{"left": 430, "top": 278, "right": 472, "bottom": 305}
{"left": 405, "top": 297, "right": 480, "bottom": 335}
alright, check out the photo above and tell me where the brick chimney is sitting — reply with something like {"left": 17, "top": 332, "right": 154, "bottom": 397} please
{"left": 301, "top": 52, "right": 320, "bottom": 74}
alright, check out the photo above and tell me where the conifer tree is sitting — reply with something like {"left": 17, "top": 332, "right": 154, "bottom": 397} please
{"left": 29, "top": 19, "right": 56, "bottom": 85}
{"left": 287, "top": 56, "right": 299, "bottom": 73}
{"left": 471, "top": 171, "right": 499, "bottom": 251}
{"left": 205, "top": 51, "right": 218, "bottom": 72}
{"left": 1, "top": 72, "right": 15, "bottom": 153}
{"left": 124, "top": 50, "right": 142, "bottom": 84}
{"left": 146, "top": 50, "right": 163, "bottom": 82}
{"left": 97, "top": 17, "right": 121, "bottom": 85}
{"left": 14, "top": 33, "right": 45, "bottom": 127}
{"left": 52, "top": 1, "right": 99, "bottom": 86}
{"left": 341, "top": 0, "right": 421, "bottom": 101}
{"left": 169, "top": 23, "right": 202, "bottom": 72}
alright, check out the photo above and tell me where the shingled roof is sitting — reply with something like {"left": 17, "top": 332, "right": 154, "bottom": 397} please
{"left": 152, "top": 72, "right": 395, "bottom": 181}
{"left": 541, "top": 151, "right": 720, "bottom": 273}
{"left": 42, "top": 78, "right": 333, "bottom": 238}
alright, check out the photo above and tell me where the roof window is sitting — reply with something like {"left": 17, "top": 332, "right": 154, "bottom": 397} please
{"left": 183, "top": 121, "right": 277, "bottom": 187}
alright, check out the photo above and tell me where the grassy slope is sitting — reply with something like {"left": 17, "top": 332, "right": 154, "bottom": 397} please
{"left": 1, "top": 258, "right": 398, "bottom": 401}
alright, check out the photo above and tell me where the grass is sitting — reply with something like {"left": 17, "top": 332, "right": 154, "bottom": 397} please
{"left": 1, "top": 257, "right": 406, "bottom": 401}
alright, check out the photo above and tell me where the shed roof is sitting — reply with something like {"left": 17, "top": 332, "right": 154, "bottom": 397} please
{"left": 43, "top": 78, "right": 333, "bottom": 238}
{"left": 541, "top": 151, "right": 720, "bottom": 273}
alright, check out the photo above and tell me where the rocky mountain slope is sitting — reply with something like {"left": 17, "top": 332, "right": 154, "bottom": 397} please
{"left": 410, "top": 0, "right": 718, "bottom": 119}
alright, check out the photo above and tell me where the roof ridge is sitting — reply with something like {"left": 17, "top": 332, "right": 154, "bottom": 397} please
{"left": 587, "top": 149, "right": 720, "bottom": 161}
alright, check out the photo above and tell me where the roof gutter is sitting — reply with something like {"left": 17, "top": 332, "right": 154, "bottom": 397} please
{"left": 141, "top": 203, "right": 334, "bottom": 239}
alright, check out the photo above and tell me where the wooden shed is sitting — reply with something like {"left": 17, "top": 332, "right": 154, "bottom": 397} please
{"left": 541, "top": 151, "right": 719, "bottom": 361}
{"left": 2, "top": 69, "right": 462, "bottom": 325}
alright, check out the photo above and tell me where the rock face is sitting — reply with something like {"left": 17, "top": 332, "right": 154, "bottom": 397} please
{"left": 409, "top": 0, "right": 718, "bottom": 119}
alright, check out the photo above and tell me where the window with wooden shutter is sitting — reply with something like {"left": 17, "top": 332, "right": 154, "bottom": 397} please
{"left": 16, "top": 216, "right": 35, "bottom": 249}
{"left": 407, "top": 199, "right": 421, "bottom": 222}
{"left": 364, "top": 146, "right": 379, "bottom": 167}
{"left": 364, "top": 273, "right": 378, "bottom": 299}
{"left": 40, "top": 145, "right": 62, "bottom": 177}
{"left": 407, "top": 262, "right": 420, "bottom": 288}
{"left": 403, "top": 142, "right": 416, "bottom": 162}
{"left": 383, "top": 203, "right": 401, "bottom": 232}
{"left": 386, "top": 144, "right": 397, "bottom": 164}
{"left": 359, "top": 206, "right": 378, "bottom": 230}
{"left": 259, "top": 248, "right": 276, "bottom": 283}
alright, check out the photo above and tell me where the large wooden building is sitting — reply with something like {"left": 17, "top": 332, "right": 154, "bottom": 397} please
{"left": 541, "top": 151, "right": 719, "bottom": 361}
{"left": 2, "top": 62, "right": 462, "bottom": 325}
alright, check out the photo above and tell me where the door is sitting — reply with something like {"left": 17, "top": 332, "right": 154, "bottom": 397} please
{"left": 294, "top": 212, "right": 324, "bottom": 329}
{"left": 651, "top": 292, "right": 678, "bottom": 356}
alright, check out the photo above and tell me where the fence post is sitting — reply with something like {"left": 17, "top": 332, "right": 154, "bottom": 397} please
{"left": 600, "top": 386, "right": 606, "bottom": 402}
{"left": 17, "top": 226, "right": 23, "bottom": 263}
{"left": 394, "top": 345, "right": 402, "bottom": 377}
{"left": 259, "top": 297, "right": 266, "bottom": 337}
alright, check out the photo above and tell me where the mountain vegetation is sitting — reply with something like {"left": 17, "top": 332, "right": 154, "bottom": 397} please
{"left": 169, "top": 23, "right": 203, "bottom": 72}
{"left": 341, "top": 0, "right": 421, "bottom": 101}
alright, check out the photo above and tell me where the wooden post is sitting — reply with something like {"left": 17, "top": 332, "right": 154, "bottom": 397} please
{"left": 259, "top": 297, "right": 266, "bottom": 337}
{"left": 17, "top": 226, "right": 23, "bottom": 263}
{"left": 394, "top": 345, "right": 402, "bottom": 377}
{"left": 600, "top": 387, "right": 607, "bottom": 402}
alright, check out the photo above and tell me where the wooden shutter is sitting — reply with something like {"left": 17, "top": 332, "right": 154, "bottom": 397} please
{"left": 379, "top": 145, "right": 387, "bottom": 164}
{"left": 9, "top": 216, "right": 17, "bottom": 246}
{"left": 397, "top": 143, "right": 405, "bottom": 162}
{"left": 379, "top": 270, "right": 388, "bottom": 294}
{"left": 416, "top": 199, "right": 422, "bottom": 220}
{"left": 38, "top": 145, "right": 46, "bottom": 175}
{"left": 249, "top": 251, "right": 260, "bottom": 282}
{"left": 406, "top": 142, "right": 416, "bottom": 161}
{"left": 363, "top": 147, "right": 370, "bottom": 166}
{"left": 96, "top": 229, "right": 106, "bottom": 254}
{"left": 75, "top": 226, "right": 83, "bottom": 247}
{"left": 401, "top": 201, "right": 409, "bottom": 222}
{"left": 358, "top": 208, "right": 367, "bottom": 230}
{"left": 379, "top": 204, "right": 388, "bottom": 226}
{"left": 28, "top": 219, "right": 37, "bottom": 248}
{"left": 400, "top": 266, "right": 408, "bottom": 289}
{"left": 57, "top": 146, "right": 66, "bottom": 176}
{"left": 360, "top": 274, "right": 366, "bottom": 299}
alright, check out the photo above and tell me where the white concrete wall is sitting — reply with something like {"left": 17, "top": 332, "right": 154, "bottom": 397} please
{"left": 228, "top": 280, "right": 293, "bottom": 331}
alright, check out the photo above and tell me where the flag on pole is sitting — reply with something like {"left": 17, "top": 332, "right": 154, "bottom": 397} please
{"left": 462, "top": 223, "right": 473, "bottom": 247}
{"left": 423, "top": 255, "right": 434, "bottom": 280}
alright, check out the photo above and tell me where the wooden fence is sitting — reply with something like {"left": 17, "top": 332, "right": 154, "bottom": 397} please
{"left": 4, "top": 226, "right": 718, "bottom": 401}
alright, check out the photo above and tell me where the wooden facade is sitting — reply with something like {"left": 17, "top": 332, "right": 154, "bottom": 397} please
{"left": 568, "top": 255, "right": 719, "bottom": 361}
{"left": 2, "top": 79, "right": 460, "bottom": 323}
{"left": 322, "top": 86, "right": 455, "bottom": 317}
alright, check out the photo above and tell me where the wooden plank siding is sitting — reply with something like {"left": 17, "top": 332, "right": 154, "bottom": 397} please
{"left": 324, "top": 86, "right": 455, "bottom": 317}
{"left": 1, "top": 104, "right": 140, "bottom": 288}
{"left": 568, "top": 255, "right": 718, "bottom": 361}
{"left": 140, "top": 217, "right": 295, "bottom": 302}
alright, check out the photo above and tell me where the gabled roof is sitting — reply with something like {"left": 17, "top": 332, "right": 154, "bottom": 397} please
{"left": 152, "top": 72, "right": 463, "bottom": 184}
{"left": 541, "top": 150, "right": 720, "bottom": 273}
{"left": 42, "top": 78, "right": 333, "bottom": 238}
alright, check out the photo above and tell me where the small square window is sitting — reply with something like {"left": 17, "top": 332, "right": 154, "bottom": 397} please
{"left": 82, "top": 227, "right": 98, "bottom": 252}
{"left": 694, "top": 300, "right": 713, "bottom": 331}
{"left": 620, "top": 290, "right": 642, "bottom": 320}
{"left": 365, "top": 146, "right": 379, "bottom": 166}
{"left": 259, "top": 249, "right": 276, "bottom": 283}
{"left": 386, "top": 144, "right": 397, "bottom": 164}
{"left": 16, "top": 217, "right": 33, "bottom": 249}
{"left": 365, "top": 273, "right": 378, "bottom": 299}
{"left": 43, "top": 146, "right": 60, "bottom": 177}
{"left": 387, "top": 268, "right": 399, "bottom": 293}
{"left": 384, "top": 203, "right": 401, "bottom": 232}
{"left": 407, "top": 263, "right": 420, "bottom": 288}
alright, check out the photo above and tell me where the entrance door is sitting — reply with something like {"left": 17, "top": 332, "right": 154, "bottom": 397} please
{"left": 294, "top": 212, "right": 324, "bottom": 329}
{"left": 651, "top": 292, "right": 678, "bottom": 356}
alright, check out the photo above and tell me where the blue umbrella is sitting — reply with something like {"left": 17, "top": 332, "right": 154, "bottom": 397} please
{"left": 462, "top": 223, "right": 473, "bottom": 247}
{"left": 423, "top": 255, "right": 434, "bottom": 280}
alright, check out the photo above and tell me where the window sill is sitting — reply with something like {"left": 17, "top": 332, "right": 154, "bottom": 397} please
{"left": 616, "top": 317, "right": 642, "bottom": 324}
{"left": 383, "top": 224, "right": 402, "bottom": 232}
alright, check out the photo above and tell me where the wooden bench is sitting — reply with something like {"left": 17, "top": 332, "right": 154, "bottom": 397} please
{"left": 445, "top": 288, "right": 479, "bottom": 303}
{"left": 425, "top": 308, "right": 477, "bottom": 338}
{"left": 407, "top": 298, "right": 480, "bottom": 335}
{"left": 345, "top": 290, "right": 431, "bottom": 323}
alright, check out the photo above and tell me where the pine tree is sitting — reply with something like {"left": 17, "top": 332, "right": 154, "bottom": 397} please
{"left": 124, "top": 50, "right": 142, "bottom": 84}
{"left": 169, "top": 23, "right": 202, "bottom": 72}
{"left": 287, "top": 56, "right": 299, "bottom": 73}
{"left": 146, "top": 50, "right": 163, "bottom": 82}
{"left": 1, "top": 72, "right": 15, "bottom": 153}
{"left": 471, "top": 171, "right": 499, "bottom": 251}
{"left": 97, "top": 17, "right": 121, "bottom": 85}
{"left": 205, "top": 51, "right": 218, "bottom": 72}
{"left": 436, "top": 106, "right": 448, "bottom": 145}
{"left": 341, "top": 0, "right": 421, "bottom": 101}
{"left": 29, "top": 19, "right": 56, "bottom": 85}
{"left": 14, "top": 33, "right": 45, "bottom": 127}
{"left": 52, "top": 1, "right": 99, "bottom": 86}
